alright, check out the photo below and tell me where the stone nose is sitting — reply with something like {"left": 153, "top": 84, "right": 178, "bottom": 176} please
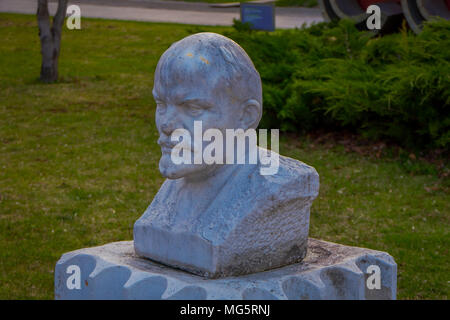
{"left": 160, "top": 122, "right": 174, "bottom": 136}
{"left": 159, "top": 104, "right": 180, "bottom": 136}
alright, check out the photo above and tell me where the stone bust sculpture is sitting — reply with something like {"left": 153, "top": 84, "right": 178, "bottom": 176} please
{"left": 134, "top": 32, "right": 319, "bottom": 278}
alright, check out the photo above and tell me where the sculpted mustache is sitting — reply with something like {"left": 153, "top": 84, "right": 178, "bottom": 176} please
{"left": 157, "top": 137, "right": 196, "bottom": 152}
{"left": 157, "top": 136, "right": 176, "bottom": 148}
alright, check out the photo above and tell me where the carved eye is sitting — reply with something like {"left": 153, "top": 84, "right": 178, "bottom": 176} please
{"left": 156, "top": 102, "right": 167, "bottom": 114}
{"left": 186, "top": 104, "right": 204, "bottom": 116}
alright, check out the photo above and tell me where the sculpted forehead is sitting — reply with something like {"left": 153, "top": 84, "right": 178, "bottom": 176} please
{"left": 154, "top": 48, "right": 222, "bottom": 99}
{"left": 157, "top": 32, "right": 237, "bottom": 70}
{"left": 153, "top": 32, "right": 263, "bottom": 122}
{"left": 154, "top": 36, "right": 234, "bottom": 97}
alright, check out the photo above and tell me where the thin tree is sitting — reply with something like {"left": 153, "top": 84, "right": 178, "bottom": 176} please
{"left": 37, "top": 0, "right": 68, "bottom": 83}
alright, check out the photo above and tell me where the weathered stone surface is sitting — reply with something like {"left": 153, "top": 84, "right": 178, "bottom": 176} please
{"left": 134, "top": 154, "right": 319, "bottom": 278}
{"left": 134, "top": 32, "right": 320, "bottom": 278}
{"left": 55, "top": 239, "right": 397, "bottom": 300}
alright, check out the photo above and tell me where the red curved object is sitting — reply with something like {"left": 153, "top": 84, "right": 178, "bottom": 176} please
{"left": 357, "top": 0, "right": 400, "bottom": 10}
{"left": 358, "top": 0, "right": 450, "bottom": 11}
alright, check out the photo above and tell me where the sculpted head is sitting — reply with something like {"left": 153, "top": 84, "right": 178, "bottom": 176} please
{"left": 153, "top": 32, "right": 263, "bottom": 180}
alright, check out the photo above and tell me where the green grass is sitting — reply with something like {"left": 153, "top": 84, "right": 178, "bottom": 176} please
{"left": 0, "top": 13, "right": 448, "bottom": 299}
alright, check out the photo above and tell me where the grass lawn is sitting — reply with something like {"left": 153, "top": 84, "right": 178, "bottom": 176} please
{"left": 0, "top": 13, "right": 448, "bottom": 299}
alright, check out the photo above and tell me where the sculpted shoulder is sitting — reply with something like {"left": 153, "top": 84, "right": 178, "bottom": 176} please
{"left": 252, "top": 152, "right": 320, "bottom": 204}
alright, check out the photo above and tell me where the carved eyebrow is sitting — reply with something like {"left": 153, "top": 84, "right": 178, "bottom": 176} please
{"left": 152, "top": 90, "right": 212, "bottom": 107}
{"left": 180, "top": 98, "right": 212, "bottom": 108}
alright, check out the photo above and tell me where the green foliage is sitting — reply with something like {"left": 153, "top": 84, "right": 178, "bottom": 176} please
{"left": 232, "top": 18, "right": 252, "bottom": 32}
{"left": 225, "top": 19, "right": 450, "bottom": 150}
{"left": 276, "top": 0, "right": 318, "bottom": 7}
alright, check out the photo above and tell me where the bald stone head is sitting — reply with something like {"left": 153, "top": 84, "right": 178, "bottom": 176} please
{"left": 153, "top": 32, "right": 263, "bottom": 180}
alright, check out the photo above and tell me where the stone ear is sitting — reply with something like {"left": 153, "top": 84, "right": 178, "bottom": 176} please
{"left": 241, "top": 99, "right": 262, "bottom": 129}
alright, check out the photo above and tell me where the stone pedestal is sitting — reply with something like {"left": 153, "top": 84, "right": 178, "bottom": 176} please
{"left": 54, "top": 238, "right": 397, "bottom": 300}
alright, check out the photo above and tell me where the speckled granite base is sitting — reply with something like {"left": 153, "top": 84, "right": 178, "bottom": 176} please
{"left": 54, "top": 239, "right": 397, "bottom": 300}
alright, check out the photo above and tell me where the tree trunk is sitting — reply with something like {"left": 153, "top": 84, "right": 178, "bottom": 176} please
{"left": 37, "top": 0, "right": 68, "bottom": 83}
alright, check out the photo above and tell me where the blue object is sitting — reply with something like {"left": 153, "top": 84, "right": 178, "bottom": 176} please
{"left": 240, "top": 3, "right": 275, "bottom": 31}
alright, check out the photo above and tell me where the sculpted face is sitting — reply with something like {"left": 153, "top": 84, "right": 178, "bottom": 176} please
{"left": 153, "top": 33, "right": 262, "bottom": 181}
